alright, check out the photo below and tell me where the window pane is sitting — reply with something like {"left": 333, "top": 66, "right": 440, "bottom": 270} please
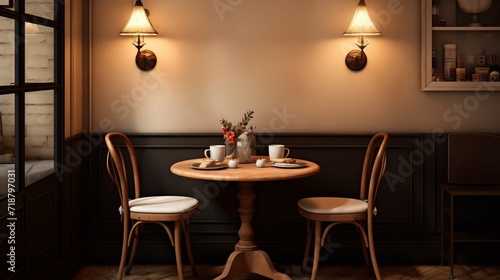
{"left": 25, "top": 24, "right": 54, "bottom": 83}
{"left": 0, "top": 93, "right": 16, "bottom": 196}
{"left": 0, "top": 17, "right": 15, "bottom": 86}
{"left": 25, "top": 90, "right": 54, "bottom": 186}
{"left": 26, "top": 0, "right": 54, "bottom": 21}
{"left": 0, "top": 0, "right": 15, "bottom": 11}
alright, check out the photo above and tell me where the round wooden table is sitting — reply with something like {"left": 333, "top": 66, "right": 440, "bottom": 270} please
{"left": 170, "top": 157, "right": 320, "bottom": 280}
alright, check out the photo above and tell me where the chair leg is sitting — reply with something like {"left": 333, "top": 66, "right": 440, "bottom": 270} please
{"left": 117, "top": 224, "right": 130, "bottom": 280}
{"left": 311, "top": 220, "right": 322, "bottom": 280}
{"left": 302, "top": 219, "right": 313, "bottom": 272}
{"left": 174, "top": 220, "right": 185, "bottom": 280}
{"left": 183, "top": 220, "right": 197, "bottom": 276}
{"left": 359, "top": 222, "right": 374, "bottom": 276}
{"left": 368, "top": 220, "right": 382, "bottom": 280}
{"left": 125, "top": 223, "right": 142, "bottom": 275}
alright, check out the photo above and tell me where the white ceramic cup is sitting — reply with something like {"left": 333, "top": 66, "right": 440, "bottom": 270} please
{"left": 204, "top": 145, "right": 226, "bottom": 162}
{"left": 268, "top": 144, "right": 290, "bottom": 160}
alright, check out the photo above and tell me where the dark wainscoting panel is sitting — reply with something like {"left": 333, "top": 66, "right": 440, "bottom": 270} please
{"left": 46, "top": 134, "right": 87, "bottom": 279}
{"left": 0, "top": 134, "right": 101, "bottom": 280}
{"left": 60, "top": 135, "right": 85, "bottom": 254}
{"left": 82, "top": 133, "right": 462, "bottom": 265}
{"left": 25, "top": 175, "right": 59, "bottom": 280}
{"left": 0, "top": 173, "right": 62, "bottom": 280}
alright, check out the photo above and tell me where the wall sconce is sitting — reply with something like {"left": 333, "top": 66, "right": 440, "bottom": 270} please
{"left": 120, "top": 0, "right": 158, "bottom": 71}
{"left": 343, "top": 0, "right": 381, "bottom": 71}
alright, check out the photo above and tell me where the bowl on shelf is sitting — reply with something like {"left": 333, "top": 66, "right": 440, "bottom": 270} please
{"left": 457, "top": 0, "right": 493, "bottom": 26}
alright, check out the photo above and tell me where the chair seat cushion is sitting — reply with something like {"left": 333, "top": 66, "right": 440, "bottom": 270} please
{"left": 120, "top": 196, "right": 198, "bottom": 214}
{"left": 298, "top": 197, "right": 367, "bottom": 214}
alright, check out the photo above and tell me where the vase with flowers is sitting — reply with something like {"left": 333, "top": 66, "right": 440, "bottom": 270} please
{"left": 220, "top": 110, "right": 255, "bottom": 163}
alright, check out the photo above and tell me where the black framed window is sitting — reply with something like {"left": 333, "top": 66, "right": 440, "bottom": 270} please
{"left": 0, "top": 0, "right": 63, "bottom": 195}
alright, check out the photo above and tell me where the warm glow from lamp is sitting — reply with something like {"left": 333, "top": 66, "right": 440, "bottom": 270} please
{"left": 343, "top": 0, "right": 381, "bottom": 71}
{"left": 25, "top": 22, "right": 42, "bottom": 35}
{"left": 120, "top": 0, "right": 158, "bottom": 71}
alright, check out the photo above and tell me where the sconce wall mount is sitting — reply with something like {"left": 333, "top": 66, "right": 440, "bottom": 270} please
{"left": 120, "top": 0, "right": 158, "bottom": 71}
{"left": 343, "top": 0, "right": 381, "bottom": 71}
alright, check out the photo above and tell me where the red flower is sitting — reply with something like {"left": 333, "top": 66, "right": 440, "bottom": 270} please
{"left": 219, "top": 110, "right": 254, "bottom": 145}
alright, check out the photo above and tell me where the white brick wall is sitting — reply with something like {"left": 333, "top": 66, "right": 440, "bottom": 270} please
{"left": 26, "top": 0, "right": 55, "bottom": 20}
{"left": 0, "top": 95, "right": 15, "bottom": 155}
{"left": 0, "top": 17, "right": 15, "bottom": 84}
{"left": 0, "top": 0, "right": 55, "bottom": 160}
{"left": 25, "top": 90, "right": 54, "bottom": 159}
{"left": 0, "top": 91, "right": 54, "bottom": 159}
{"left": 25, "top": 24, "right": 54, "bottom": 83}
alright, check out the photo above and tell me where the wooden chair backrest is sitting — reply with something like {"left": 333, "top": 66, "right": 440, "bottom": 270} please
{"left": 360, "top": 133, "right": 389, "bottom": 210}
{"left": 105, "top": 132, "right": 142, "bottom": 218}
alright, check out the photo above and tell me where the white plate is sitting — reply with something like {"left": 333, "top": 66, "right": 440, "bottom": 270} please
{"left": 190, "top": 163, "right": 228, "bottom": 170}
{"left": 271, "top": 162, "right": 307, "bottom": 169}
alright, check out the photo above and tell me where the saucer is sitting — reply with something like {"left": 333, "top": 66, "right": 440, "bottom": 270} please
{"left": 271, "top": 162, "right": 307, "bottom": 169}
{"left": 190, "top": 163, "right": 228, "bottom": 170}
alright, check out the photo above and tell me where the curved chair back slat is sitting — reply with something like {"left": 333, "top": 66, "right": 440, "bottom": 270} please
{"left": 360, "top": 132, "right": 389, "bottom": 207}
{"left": 105, "top": 132, "right": 142, "bottom": 218}
{"left": 106, "top": 149, "right": 124, "bottom": 203}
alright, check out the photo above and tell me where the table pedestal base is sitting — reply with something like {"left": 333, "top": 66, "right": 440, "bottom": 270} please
{"left": 214, "top": 181, "right": 293, "bottom": 279}
{"left": 214, "top": 250, "right": 291, "bottom": 280}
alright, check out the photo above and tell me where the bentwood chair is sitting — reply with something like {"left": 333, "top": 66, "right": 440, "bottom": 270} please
{"left": 105, "top": 132, "right": 199, "bottom": 280}
{"left": 298, "top": 132, "right": 389, "bottom": 280}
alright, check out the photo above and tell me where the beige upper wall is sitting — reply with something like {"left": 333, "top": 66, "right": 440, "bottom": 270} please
{"left": 89, "top": 0, "right": 500, "bottom": 134}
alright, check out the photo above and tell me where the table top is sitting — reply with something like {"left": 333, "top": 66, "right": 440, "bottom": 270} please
{"left": 170, "top": 157, "right": 320, "bottom": 182}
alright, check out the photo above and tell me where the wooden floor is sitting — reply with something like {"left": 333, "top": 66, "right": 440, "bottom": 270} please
{"left": 71, "top": 263, "right": 500, "bottom": 280}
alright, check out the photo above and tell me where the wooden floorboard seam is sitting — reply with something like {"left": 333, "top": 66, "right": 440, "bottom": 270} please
{"left": 71, "top": 264, "right": 500, "bottom": 280}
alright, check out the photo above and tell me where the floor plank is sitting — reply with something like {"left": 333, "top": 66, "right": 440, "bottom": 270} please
{"left": 71, "top": 264, "right": 500, "bottom": 280}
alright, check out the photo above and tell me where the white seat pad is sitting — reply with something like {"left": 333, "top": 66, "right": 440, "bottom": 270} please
{"left": 298, "top": 197, "right": 367, "bottom": 214}
{"left": 122, "top": 196, "right": 198, "bottom": 214}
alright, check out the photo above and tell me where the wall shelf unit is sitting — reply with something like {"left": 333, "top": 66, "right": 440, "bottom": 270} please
{"left": 421, "top": 0, "right": 500, "bottom": 91}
